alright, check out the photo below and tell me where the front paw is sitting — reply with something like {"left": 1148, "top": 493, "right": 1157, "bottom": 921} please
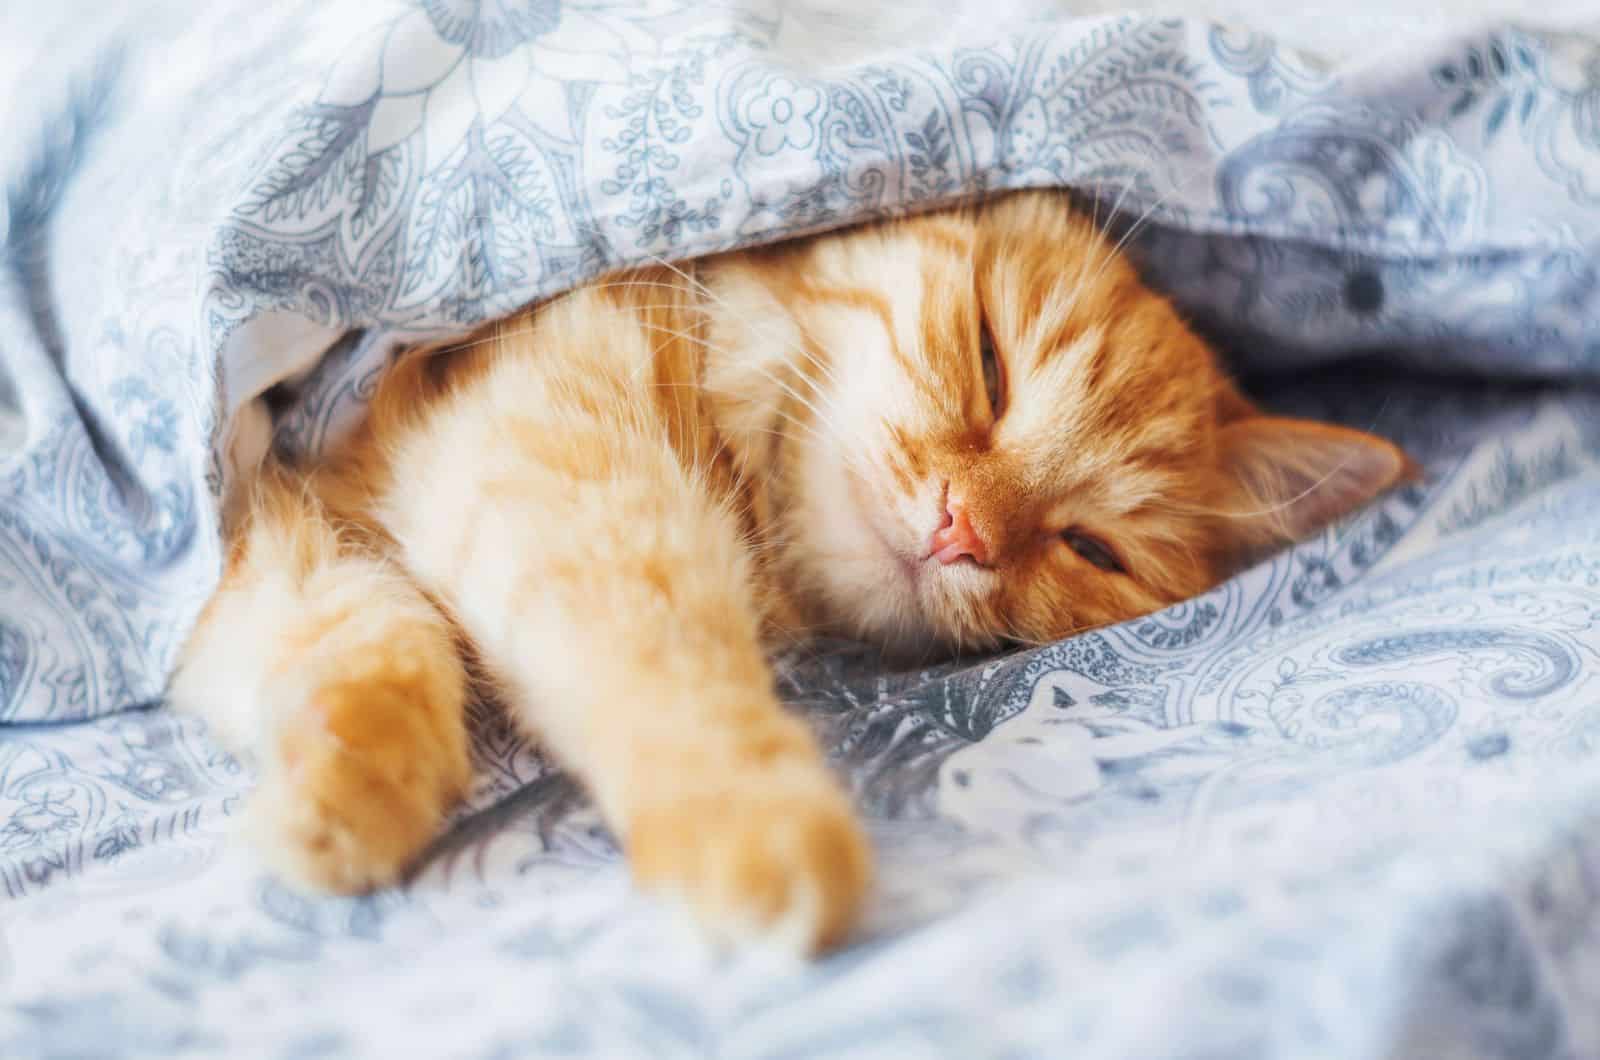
{"left": 627, "top": 768, "right": 872, "bottom": 955}
{"left": 249, "top": 674, "right": 470, "bottom": 894}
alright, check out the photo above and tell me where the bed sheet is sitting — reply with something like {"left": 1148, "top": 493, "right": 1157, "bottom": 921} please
{"left": 6, "top": 374, "right": 1600, "bottom": 1058}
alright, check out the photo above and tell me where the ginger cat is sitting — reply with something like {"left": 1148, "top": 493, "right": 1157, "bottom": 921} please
{"left": 171, "top": 191, "right": 1413, "bottom": 954}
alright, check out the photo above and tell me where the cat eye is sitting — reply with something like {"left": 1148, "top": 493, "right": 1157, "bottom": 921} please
{"left": 1062, "top": 529, "right": 1125, "bottom": 574}
{"left": 979, "top": 319, "right": 1004, "bottom": 416}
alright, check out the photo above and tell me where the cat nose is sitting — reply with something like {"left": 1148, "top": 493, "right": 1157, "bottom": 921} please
{"left": 929, "top": 498, "right": 990, "bottom": 566}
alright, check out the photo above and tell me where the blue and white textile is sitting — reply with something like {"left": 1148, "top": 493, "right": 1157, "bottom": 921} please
{"left": 5, "top": 4, "right": 1600, "bottom": 1056}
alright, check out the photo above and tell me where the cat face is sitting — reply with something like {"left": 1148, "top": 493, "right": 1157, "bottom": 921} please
{"left": 713, "top": 191, "right": 1413, "bottom": 655}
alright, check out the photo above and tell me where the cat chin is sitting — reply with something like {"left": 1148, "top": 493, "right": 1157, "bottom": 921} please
{"left": 824, "top": 499, "right": 986, "bottom": 659}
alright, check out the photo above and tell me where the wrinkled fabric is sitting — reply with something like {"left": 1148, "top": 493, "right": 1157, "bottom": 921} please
{"left": 6, "top": 4, "right": 1600, "bottom": 1057}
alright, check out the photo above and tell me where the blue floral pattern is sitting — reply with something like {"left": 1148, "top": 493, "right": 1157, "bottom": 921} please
{"left": 4, "top": 5, "right": 1600, "bottom": 1056}
{"left": 746, "top": 78, "right": 824, "bottom": 155}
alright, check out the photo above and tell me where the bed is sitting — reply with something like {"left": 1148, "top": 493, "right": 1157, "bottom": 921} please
{"left": 4, "top": 3, "right": 1600, "bottom": 1056}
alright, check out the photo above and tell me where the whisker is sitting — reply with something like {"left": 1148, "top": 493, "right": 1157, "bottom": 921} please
{"left": 637, "top": 252, "right": 845, "bottom": 391}
{"left": 630, "top": 318, "right": 857, "bottom": 454}
{"left": 1078, "top": 159, "right": 1215, "bottom": 295}
{"left": 1069, "top": 169, "right": 1149, "bottom": 302}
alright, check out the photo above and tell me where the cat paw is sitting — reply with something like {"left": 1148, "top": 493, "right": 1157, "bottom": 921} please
{"left": 627, "top": 771, "right": 871, "bottom": 955}
{"left": 248, "top": 669, "right": 470, "bottom": 894}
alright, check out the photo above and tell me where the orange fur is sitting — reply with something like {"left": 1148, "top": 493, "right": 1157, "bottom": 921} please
{"left": 170, "top": 190, "right": 1413, "bottom": 954}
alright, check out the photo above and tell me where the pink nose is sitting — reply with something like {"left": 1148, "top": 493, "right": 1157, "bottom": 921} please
{"left": 929, "top": 500, "right": 990, "bottom": 566}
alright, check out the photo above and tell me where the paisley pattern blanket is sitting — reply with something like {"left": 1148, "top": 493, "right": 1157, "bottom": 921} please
{"left": 5, "top": 3, "right": 1600, "bottom": 1056}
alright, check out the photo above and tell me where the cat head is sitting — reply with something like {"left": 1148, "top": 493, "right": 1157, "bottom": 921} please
{"left": 708, "top": 191, "right": 1415, "bottom": 655}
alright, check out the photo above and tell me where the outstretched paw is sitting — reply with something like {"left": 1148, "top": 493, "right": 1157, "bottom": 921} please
{"left": 628, "top": 766, "right": 871, "bottom": 955}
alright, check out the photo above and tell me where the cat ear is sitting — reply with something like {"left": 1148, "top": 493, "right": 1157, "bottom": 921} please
{"left": 1217, "top": 416, "right": 1418, "bottom": 547}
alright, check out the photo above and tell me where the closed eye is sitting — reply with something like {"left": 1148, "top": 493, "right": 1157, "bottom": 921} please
{"left": 1062, "top": 529, "right": 1125, "bottom": 574}
{"left": 979, "top": 316, "right": 1005, "bottom": 418}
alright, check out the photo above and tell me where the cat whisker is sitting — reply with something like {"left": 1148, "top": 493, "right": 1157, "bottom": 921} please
{"left": 1077, "top": 159, "right": 1217, "bottom": 297}
{"left": 630, "top": 318, "right": 857, "bottom": 455}
{"left": 637, "top": 252, "right": 845, "bottom": 391}
{"left": 1068, "top": 168, "right": 1150, "bottom": 302}
{"left": 644, "top": 373, "right": 846, "bottom": 472}
{"left": 395, "top": 277, "right": 861, "bottom": 474}
{"left": 607, "top": 297, "right": 845, "bottom": 436}
{"left": 425, "top": 326, "right": 530, "bottom": 359}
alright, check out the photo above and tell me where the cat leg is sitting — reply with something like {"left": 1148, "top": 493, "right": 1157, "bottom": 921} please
{"left": 385, "top": 357, "right": 870, "bottom": 953}
{"left": 170, "top": 470, "right": 471, "bottom": 892}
